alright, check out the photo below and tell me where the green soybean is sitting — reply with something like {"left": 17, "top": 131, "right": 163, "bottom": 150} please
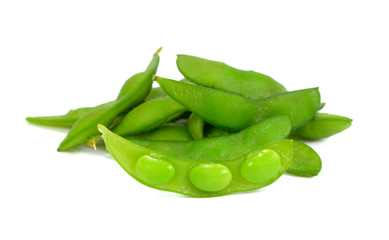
{"left": 241, "top": 149, "right": 281, "bottom": 183}
{"left": 99, "top": 124, "right": 293, "bottom": 197}
{"left": 177, "top": 54, "right": 286, "bottom": 99}
{"left": 291, "top": 113, "right": 352, "bottom": 140}
{"left": 130, "top": 116, "right": 291, "bottom": 161}
{"left": 135, "top": 155, "right": 175, "bottom": 184}
{"left": 189, "top": 164, "right": 232, "bottom": 192}
{"left": 57, "top": 48, "right": 161, "bottom": 151}
{"left": 187, "top": 113, "right": 204, "bottom": 140}
{"left": 156, "top": 77, "right": 320, "bottom": 131}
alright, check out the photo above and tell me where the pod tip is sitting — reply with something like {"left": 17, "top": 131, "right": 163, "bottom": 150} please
{"left": 154, "top": 47, "right": 163, "bottom": 56}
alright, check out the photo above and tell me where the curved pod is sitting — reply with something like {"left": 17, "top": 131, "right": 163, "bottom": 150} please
{"left": 99, "top": 124, "right": 293, "bottom": 197}
{"left": 113, "top": 96, "right": 186, "bottom": 136}
{"left": 156, "top": 77, "right": 320, "bottom": 131}
{"left": 177, "top": 54, "right": 286, "bottom": 99}
{"left": 131, "top": 115, "right": 291, "bottom": 161}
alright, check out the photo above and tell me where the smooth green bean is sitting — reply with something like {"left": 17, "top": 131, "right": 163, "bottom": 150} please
{"left": 187, "top": 113, "right": 204, "bottom": 140}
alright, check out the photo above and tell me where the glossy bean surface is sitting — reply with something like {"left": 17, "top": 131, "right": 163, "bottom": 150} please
{"left": 99, "top": 124, "right": 293, "bottom": 197}
{"left": 187, "top": 113, "right": 204, "bottom": 140}
{"left": 156, "top": 77, "right": 320, "bottom": 131}
{"left": 177, "top": 54, "right": 286, "bottom": 99}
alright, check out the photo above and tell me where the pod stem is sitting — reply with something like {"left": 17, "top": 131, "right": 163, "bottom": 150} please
{"left": 154, "top": 47, "right": 163, "bottom": 56}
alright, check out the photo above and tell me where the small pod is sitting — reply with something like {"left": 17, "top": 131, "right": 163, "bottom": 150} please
{"left": 99, "top": 124, "right": 293, "bottom": 197}
{"left": 291, "top": 113, "right": 352, "bottom": 140}
{"left": 287, "top": 141, "right": 322, "bottom": 177}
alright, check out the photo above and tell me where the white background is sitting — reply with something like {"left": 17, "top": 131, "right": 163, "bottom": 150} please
{"left": 1, "top": 1, "right": 388, "bottom": 239}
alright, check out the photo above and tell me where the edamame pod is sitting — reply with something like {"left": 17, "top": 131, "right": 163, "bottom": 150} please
{"left": 156, "top": 77, "right": 320, "bottom": 131}
{"left": 287, "top": 141, "right": 322, "bottom": 177}
{"left": 99, "top": 124, "right": 293, "bottom": 197}
{"left": 131, "top": 116, "right": 291, "bottom": 161}
{"left": 26, "top": 107, "right": 93, "bottom": 127}
{"left": 291, "top": 113, "right": 352, "bottom": 140}
{"left": 112, "top": 96, "right": 186, "bottom": 136}
{"left": 57, "top": 48, "right": 161, "bottom": 151}
{"left": 26, "top": 87, "right": 165, "bottom": 128}
{"left": 177, "top": 54, "right": 286, "bottom": 99}
{"left": 187, "top": 113, "right": 204, "bottom": 140}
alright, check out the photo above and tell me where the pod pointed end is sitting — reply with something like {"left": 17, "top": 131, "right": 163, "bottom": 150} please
{"left": 154, "top": 47, "right": 163, "bottom": 56}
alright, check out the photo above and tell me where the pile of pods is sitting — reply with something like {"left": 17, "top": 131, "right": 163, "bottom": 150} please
{"left": 27, "top": 48, "right": 352, "bottom": 197}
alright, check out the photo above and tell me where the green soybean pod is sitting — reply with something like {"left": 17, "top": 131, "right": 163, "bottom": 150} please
{"left": 291, "top": 113, "right": 352, "bottom": 140}
{"left": 26, "top": 107, "right": 93, "bottom": 127}
{"left": 187, "top": 113, "right": 204, "bottom": 140}
{"left": 126, "top": 122, "right": 193, "bottom": 141}
{"left": 287, "top": 141, "right": 322, "bottom": 177}
{"left": 26, "top": 87, "right": 165, "bottom": 129}
{"left": 130, "top": 116, "right": 291, "bottom": 161}
{"left": 57, "top": 48, "right": 161, "bottom": 151}
{"left": 112, "top": 96, "right": 186, "bottom": 136}
{"left": 99, "top": 124, "right": 293, "bottom": 197}
{"left": 156, "top": 77, "right": 320, "bottom": 131}
{"left": 177, "top": 54, "right": 286, "bottom": 99}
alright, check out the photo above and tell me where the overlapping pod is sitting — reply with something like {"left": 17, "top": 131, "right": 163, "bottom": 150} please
{"left": 287, "top": 141, "right": 322, "bottom": 177}
{"left": 156, "top": 77, "right": 320, "bottom": 131}
{"left": 127, "top": 121, "right": 193, "bottom": 141}
{"left": 25, "top": 87, "right": 166, "bottom": 128}
{"left": 291, "top": 113, "right": 352, "bottom": 140}
{"left": 99, "top": 124, "right": 293, "bottom": 197}
{"left": 26, "top": 107, "right": 93, "bottom": 127}
{"left": 112, "top": 96, "right": 186, "bottom": 136}
{"left": 130, "top": 116, "right": 291, "bottom": 161}
{"left": 57, "top": 48, "right": 161, "bottom": 151}
{"left": 177, "top": 54, "right": 286, "bottom": 99}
